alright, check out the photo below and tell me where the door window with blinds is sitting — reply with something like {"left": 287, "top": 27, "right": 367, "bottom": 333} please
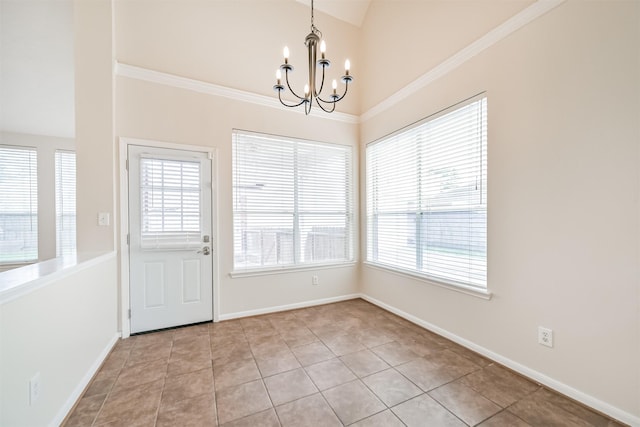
{"left": 55, "top": 150, "right": 76, "bottom": 256}
{"left": 233, "top": 130, "right": 353, "bottom": 271}
{"left": 366, "top": 95, "right": 487, "bottom": 290}
{"left": 139, "top": 156, "right": 202, "bottom": 249}
{"left": 0, "top": 146, "right": 38, "bottom": 263}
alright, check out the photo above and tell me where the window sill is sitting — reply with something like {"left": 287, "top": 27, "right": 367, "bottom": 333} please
{"left": 230, "top": 261, "right": 357, "bottom": 278}
{"left": 0, "top": 261, "right": 36, "bottom": 273}
{"left": 363, "top": 262, "right": 492, "bottom": 300}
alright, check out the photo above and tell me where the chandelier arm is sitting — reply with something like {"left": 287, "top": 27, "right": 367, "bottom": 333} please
{"left": 317, "top": 80, "right": 350, "bottom": 104}
{"left": 278, "top": 90, "right": 307, "bottom": 108}
{"left": 315, "top": 92, "right": 337, "bottom": 104}
{"left": 314, "top": 97, "right": 337, "bottom": 113}
{"left": 284, "top": 68, "right": 307, "bottom": 101}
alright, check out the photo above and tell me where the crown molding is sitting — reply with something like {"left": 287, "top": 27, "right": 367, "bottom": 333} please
{"left": 115, "top": 0, "right": 564, "bottom": 126}
{"left": 114, "top": 62, "right": 360, "bottom": 124}
{"left": 360, "top": 0, "right": 566, "bottom": 122}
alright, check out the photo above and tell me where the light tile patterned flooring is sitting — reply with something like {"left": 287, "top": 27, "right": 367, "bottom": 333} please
{"left": 64, "top": 299, "right": 624, "bottom": 426}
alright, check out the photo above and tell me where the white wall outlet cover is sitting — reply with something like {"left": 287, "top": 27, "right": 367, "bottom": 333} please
{"left": 29, "top": 372, "right": 41, "bottom": 405}
{"left": 538, "top": 326, "right": 553, "bottom": 348}
{"left": 98, "top": 212, "right": 110, "bottom": 226}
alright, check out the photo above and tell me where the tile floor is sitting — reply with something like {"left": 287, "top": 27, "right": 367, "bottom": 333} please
{"left": 64, "top": 299, "right": 624, "bottom": 426}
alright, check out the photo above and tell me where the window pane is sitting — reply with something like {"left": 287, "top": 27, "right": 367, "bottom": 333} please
{"left": 55, "top": 150, "right": 76, "bottom": 256}
{"left": 234, "top": 213, "right": 294, "bottom": 268}
{"left": 139, "top": 157, "right": 202, "bottom": 249}
{"left": 0, "top": 146, "right": 38, "bottom": 263}
{"left": 299, "top": 214, "right": 349, "bottom": 263}
{"left": 233, "top": 131, "right": 353, "bottom": 271}
{"left": 367, "top": 96, "right": 487, "bottom": 289}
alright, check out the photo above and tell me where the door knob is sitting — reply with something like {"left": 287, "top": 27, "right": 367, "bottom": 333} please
{"left": 198, "top": 246, "right": 211, "bottom": 255}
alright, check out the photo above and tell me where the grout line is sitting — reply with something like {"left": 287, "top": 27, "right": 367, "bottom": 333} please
{"left": 151, "top": 340, "right": 172, "bottom": 427}
{"left": 89, "top": 344, "right": 131, "bottom": 427}
{"left": 318, "top": 386, "right": 347, "bottom": 426}
{"left": 73, "top": 300, "right": 619, "bottom": 426}
{"left": 210, "top": 358, "right": 222, "bottom": 427}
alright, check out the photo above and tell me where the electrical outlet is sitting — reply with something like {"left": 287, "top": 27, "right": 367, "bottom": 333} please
{"left": 98, "top": 212, "right": 110, "bottom": 226}
{"left": 538, "top": 326, "right": 553, "bottom": 348}
{"left": 29, "top": 372, "right": 41, "bottom": 405}
{"left": 312, "top": 275, "right": 319, "bottom": 285}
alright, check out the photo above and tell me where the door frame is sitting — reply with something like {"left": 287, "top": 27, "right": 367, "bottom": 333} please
{"left": 118, "top": 137, "right": 220, "bottom": 338}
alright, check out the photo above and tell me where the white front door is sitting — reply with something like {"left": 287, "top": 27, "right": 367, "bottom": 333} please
{"left": 128, "top": 145, "right": 213, "bottom": 334}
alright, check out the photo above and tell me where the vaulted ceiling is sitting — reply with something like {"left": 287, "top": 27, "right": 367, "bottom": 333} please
{"left": 295, "top": 0, "right": 371, "bottom": 27}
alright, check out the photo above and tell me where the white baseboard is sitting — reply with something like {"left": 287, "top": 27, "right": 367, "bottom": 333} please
{"left": 51, "top": 332, "right": 121, "bottom": 427}
{"left": 360, "top": 294, "right": 640, "bottom": 427}
{"left": 218, "top": 293, "right": 361, "bottom": 321}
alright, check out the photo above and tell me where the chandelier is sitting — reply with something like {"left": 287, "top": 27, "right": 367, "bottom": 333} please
{"left": 273, "top": 0, "right": 353, "bottom": 115}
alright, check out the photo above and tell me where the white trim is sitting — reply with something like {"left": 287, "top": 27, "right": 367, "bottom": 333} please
{"left": 118, "top": 141, "right": 131, "bottom": 338}
{"left": 115, "top": 63, "right": 359, "bottom": 125}
{"left": 120, "top": 136, "right": 216, "bottom": 156}
{"left": 118, "top": 137, "right": 219, "bottom": 337}
{"left": 360, "top": 0, "right": 566, "bottom": 122}
{"left": 0, "top": 262, "right": 35, "bottom": 273}
{"left": 363, "top": 262, "right": 491, "bottom": 300}
{"left": 0, "top": 252, "right": 116, "bottom": 305}
{"left": 211, "top": 151, "right": 221, "bottom": 322}
{"left": 218, "top": 293, "right": 360, "bottom": 321}
{"left": 360, "top": 294, "right": 640, "bottom": 427}
{"left": 113, "top": 1, "right": 564, "bottom": 126}
{"left": 230, "top": 262, "right": 357, "bottom": 279}
{"left": 51, "top": 332, "right": 120, "bottom": 427}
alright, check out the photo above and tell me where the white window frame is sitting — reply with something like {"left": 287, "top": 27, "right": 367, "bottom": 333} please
{"left": 365, "top": 94, "right": 489, "bottom": 297}
{"left": 231, "top": 130, "right": 355, "bottom": 275}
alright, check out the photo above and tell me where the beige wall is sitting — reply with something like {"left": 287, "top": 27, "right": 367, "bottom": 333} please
{"left": 74, "top": 0, "right": 116, "bottom": 253}
{"left": 113, "top": 0, "right": 362, "bottom": 317}
{"left": 114, "top": 0, "right": 361, "bottom": 115}
{"left": 360, "top": 0, "right": 639, "bottom": 420}
{"left": 115, "top": 75, "right": 360, "bottom": 317}
{"left": 358, "top": 0, "right": 534, "bottom": 111}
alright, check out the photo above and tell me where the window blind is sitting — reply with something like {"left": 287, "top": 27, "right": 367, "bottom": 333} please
{"left": 233, "top": 130, "right": 353, "bottom": 271}
{"left": 55, "top": 150, "right": 76, "bottom": 256}
{"left": 366, "top": 96, "right": 487, "bottom": 289}
{"left": 0, "top": 146, "right": 38, "bottom": 263}
{"left": 139, "top": 157, "right": 202, "bottom": 249}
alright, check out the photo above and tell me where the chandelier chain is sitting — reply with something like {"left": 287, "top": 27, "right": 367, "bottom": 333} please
{"left": 310, "top": 0, "right": 321, "bottom": 37}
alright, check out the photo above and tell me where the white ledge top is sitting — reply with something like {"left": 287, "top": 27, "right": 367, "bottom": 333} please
{"left": 0, "top": 252, "right": 116, "bottom": 305}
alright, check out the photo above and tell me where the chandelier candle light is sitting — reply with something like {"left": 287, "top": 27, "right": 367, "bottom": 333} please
{"left": 273, "top": 0, "right": 353, "bottom": 115}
